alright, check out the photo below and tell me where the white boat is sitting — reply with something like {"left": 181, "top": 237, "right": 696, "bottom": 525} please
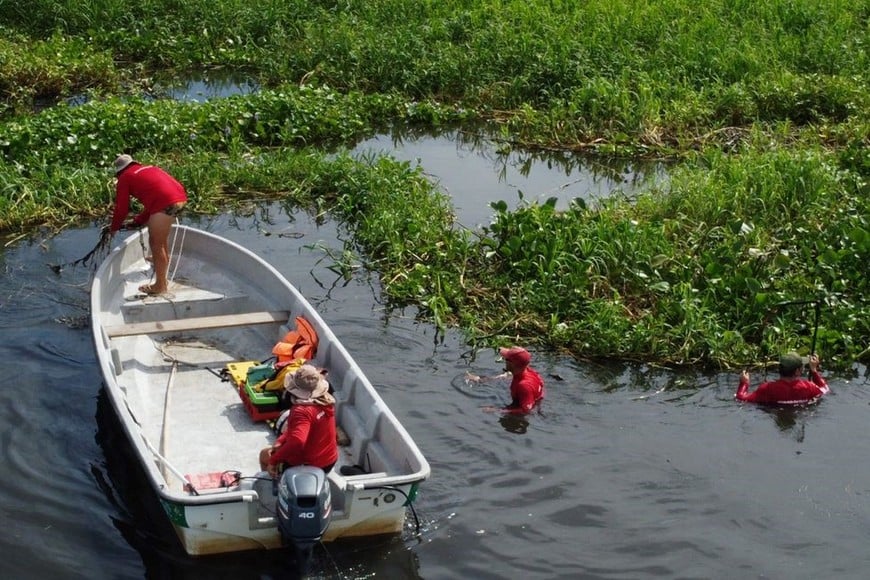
{"left": 90, "top": 224, "right": 430, "bottom": 556}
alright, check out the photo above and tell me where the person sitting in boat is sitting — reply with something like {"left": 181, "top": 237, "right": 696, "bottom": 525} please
{"left": 274, "top": 366, "right": 334, "bottom": 415}
{"left": 735, "top": 352, "right": 829, "bottom": 405}
{"left": 468, "top": 346, "right": 545, "bottom": 414}
{"left": 260, "top": 364, "right": 338, "bottom": 476}
{"left": 108, "top": 154, "right": 188, "bottom": 295}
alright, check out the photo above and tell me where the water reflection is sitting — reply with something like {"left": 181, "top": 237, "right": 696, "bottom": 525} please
{"left": 354, "top": 127, "right": 668, "bottom": 229}
{"left": 498, "top": 413, "right": 530, "bottom": 435}
{"left": 3, "top": 217, "right": 870, "bottom": 579}
{"left": 36, "top": 71, "right": 260, "bottom": 111}
{"left": 587, "top": 360, "right": 709, "bottom": 394}
{"left": 153, "top": 71, "right": 260, "bottom": 102}
{"left": 758, "top": 405, "right": 819, "bottom": 443}
{"left": 366, "top": 124, "right": 663, "bottom": 185}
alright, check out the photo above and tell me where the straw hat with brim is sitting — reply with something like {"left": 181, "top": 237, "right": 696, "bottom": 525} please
{"left": 114, "top": 154, "right": 135, "bottom": 174}
{"left": 284, "top": 364, "right": 329, "bottom": 400}
{"left": 779, "top": 352, "right": 808, "bottom": 374}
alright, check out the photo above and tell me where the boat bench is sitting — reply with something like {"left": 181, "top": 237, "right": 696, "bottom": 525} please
{"left": 336, "top": 403, "right": 397, "bottom": 476}
{"left": 104, "top": 310, "right": 291, "bottom": 338}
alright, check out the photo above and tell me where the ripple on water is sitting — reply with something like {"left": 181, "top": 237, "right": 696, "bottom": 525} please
{"left": 3, "top": 221, "right": 870, "bottom": 578}
{"left": 450, "top": 372, "right": 504, "bottom": 401}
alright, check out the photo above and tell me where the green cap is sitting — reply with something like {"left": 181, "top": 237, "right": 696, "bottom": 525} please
{"left": 779, "top": 351, "right": 806, "bottom": 374}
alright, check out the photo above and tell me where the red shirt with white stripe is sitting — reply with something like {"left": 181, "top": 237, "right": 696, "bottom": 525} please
{"left": 111, "top": 163, "right": 187, "bottom": 232}
{"left": 735, "top": 370, "right": 829, "bottom": 405}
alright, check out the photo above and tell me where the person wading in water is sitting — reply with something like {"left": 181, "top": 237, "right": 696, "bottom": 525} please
{"left": 468, "top": 346, "right": 545, "bottom": 414}
{"left": 736, "top": 352, "right": 829, "bottom": 405}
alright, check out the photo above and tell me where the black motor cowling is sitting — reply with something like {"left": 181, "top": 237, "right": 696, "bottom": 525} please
{"left": 276, "top": 466, "right": 332, "bottom": 573}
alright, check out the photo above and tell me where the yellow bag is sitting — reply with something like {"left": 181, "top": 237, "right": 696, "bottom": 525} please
{"left": 257, "top": 359, "right": 304, "bottom": 392}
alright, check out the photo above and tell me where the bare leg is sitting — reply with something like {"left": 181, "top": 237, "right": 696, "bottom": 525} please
{"left": 140, "top": 212, "right": 175, "bottom": 294}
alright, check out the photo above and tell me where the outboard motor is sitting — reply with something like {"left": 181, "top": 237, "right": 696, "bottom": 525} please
{"left": 277, "top": 466, "right": 332, "bottom": 574}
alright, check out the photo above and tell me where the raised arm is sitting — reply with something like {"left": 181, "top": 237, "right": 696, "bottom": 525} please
{"left": 807, "top": 355, "right": 829, "bottom": 394}
{"left": 735, "top": 370, "right": 755, "bottom": 402}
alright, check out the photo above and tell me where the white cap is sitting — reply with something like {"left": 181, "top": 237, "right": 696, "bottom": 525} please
{"left": 114, "top": 154, "right": 134, "bottom": 174}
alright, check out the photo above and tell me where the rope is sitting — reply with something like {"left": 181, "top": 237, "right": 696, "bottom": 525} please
{"left": 141, "top": 434, "right": 196, "bottom": 494}
{"left": 137, "top": 229, "right": 153, "bottom": 286}
{"left": 120, "top": 374, "right": 195, "bottom": 492}
{"left": 155, "top": 341, "right": 229, "bottom": 379}
{"left": 167, "top": 220, "right": 186, "bottom": 284}
{"left": 133, "top": 220, "right": 186, "bottom": 288}
{"left": 318, "top": 541, "right": 348, "bottom": 580}
{"left": 159, "top": 360, "right": 178, "bottom": 483}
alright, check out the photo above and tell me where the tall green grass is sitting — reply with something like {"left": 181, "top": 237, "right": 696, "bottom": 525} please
{"left": 2, "top": 0, "right": 866, "bottom": 151}
{"left": 0, "top": 26, "right": 121, "bottom": 116}
{"left": 0, "top": 85, "right": 472, "bottom": 229}
{"left": 461, "top": 146, "right": 869, "bottom": 366}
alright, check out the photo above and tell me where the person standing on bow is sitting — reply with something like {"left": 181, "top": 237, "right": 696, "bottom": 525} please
{"left": 260, "top": 364, "right": 338, "bottom": 476}
{"left": 468, "top": 346, "right": 545, "bottom": 414}
{"left": 109, "top": 154, "right": 188, "bottom": 295}
{"left": 736, "top": 352, "right": 829, "bottom": 405}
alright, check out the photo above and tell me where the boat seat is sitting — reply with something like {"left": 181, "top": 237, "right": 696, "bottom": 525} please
{"left": 357, "top": 440, "right": 397, "bottom": 475}
{"left": 337, "top": 405, "right": 369, "bottom": 462}
{"left": 121, "top": 292, "right": 254, "bottom": 325}
{"left": 328, "top": 469, "right": 389, "bottom": 492}
{"left": 104, "top": 310, "right": 291, "bottom": 338}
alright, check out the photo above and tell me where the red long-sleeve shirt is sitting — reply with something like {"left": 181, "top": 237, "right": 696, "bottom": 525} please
{"left": 269, "top": 403, "right": 338, "bottom": 470}
{"left": 505, "top": 367, "right": 545, "bottom": 414}
{"left": 111, "top": 163, "right": 187, "bottom": 232}
{"left": 736, "top": 370, "right": 829, "bottom": 405}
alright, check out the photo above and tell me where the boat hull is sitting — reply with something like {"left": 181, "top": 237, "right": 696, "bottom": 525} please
{"left": 169, "top": 485, "right": 416, "bottom": 555}
{"left": 90, "top": 225, "right": 430, "bottom": 556}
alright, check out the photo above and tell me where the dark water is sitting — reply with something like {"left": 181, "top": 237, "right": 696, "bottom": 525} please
{"left": 1, "top": 138, "right": 869, "bottom": 580}
{"left": 3, "top": 210, "right": 869, "bottom": 580}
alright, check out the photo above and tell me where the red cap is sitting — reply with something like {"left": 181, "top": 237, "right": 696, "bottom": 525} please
{"left": 499, "top": 346, "right": 531, "bottom": 367}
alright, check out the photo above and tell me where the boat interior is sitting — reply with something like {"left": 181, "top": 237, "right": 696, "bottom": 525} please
{"left": 100, "top": 270, "right": 417, "bottom": 514}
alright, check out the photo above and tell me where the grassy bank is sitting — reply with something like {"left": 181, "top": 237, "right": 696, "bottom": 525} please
{"left": 470, "top": 146, "right": 868, "bottom": 366}
{"left": 0, "top": 86, "right": 472, "bottom": 230}
{"left": 2, "top": 0, "right": 867, "bottom": 152}
{"left": 0, "top": 0, "right": 867, "bottom": 367}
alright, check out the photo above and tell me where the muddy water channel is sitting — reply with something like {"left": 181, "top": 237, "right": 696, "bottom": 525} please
{"left": 2, "top": 100, "right": 869, "bottom": 577}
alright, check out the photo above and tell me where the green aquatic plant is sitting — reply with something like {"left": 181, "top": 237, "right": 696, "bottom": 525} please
{"left": 461, "top": 147, "right": 868, "bottom": 366}
{"left": 0, "top": 26, "right": 121, "bottom": 116}
{"left": 0, "top": 0, "right": 867, "bottom": 367}
{"left": 2, "top": 0, "right": 866, "bottom": 154}
{"left": 0, "top": 85, "right": 473, "bottom": 230}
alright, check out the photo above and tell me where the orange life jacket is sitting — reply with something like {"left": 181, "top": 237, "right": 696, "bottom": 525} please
{"left": 271, "top": 316, "right": 318, "bottom": 363}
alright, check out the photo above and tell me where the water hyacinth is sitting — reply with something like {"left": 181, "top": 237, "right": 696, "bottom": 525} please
{"left": 0, "top": 0, "right": 867, "bottom": 368}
